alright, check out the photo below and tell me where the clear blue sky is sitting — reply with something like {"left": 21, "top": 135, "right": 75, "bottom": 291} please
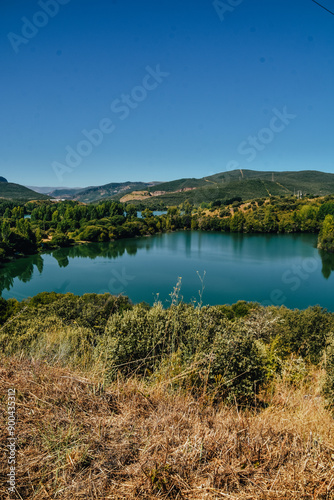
{"left": 1, "top": 0, "right": 333, "bottom": 187}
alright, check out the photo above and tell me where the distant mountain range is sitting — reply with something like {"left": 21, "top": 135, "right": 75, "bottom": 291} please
{"left": 8, "top": 168, "right": 334, "bottom": 205}
{"left": 26, "top": 186, "right": 83, "bottom": 195}
{"left": 27, "top": 181, "right": 161, "bottom": 202}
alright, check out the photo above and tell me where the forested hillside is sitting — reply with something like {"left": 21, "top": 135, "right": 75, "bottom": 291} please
{"left": 0, "top": 182, "right": 48, "bottom": 201}
{"left": 122, "top": 170, "right": 334, "bottom": 207}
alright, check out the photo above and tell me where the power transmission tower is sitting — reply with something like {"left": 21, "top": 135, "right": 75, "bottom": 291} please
{"left": 311, "top": 0, "right": 334, "bottom": 16}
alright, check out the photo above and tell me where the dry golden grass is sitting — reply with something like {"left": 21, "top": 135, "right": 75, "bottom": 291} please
{"left": 120, "top": 191, "right": 151, "bottom": 203}
{"left": 1, "top": 357, "right": 334, "bottom": 499}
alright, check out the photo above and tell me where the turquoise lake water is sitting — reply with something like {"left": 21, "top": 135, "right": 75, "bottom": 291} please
{"left": 1, "top": 231, "right": 334, "bottom": 310}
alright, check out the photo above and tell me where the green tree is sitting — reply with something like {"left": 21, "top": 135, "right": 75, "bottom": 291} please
{"left": 318, "top": 202, "right": 334, "bottom": 222}
{"left": 142, "top": 208, "right": 153, "bottom": 219}
{"left": 51, "top": 232, "right": 70, "bottom": 247}
{"left": 1, "top": 221, "right": 10, "bottom": 242}
{"left": 230, "top": 212, "right": 245, "bottom": 232}
{"left": 263, "top": 207, "right": 278, "bottom": 232}
{"left": 12, "top": 206, "right": 24, "bottom": 219}
{"left": 125, "top": 204, "right": 137, "bottom": 220}
{"left": 318, "top": 214, "right": 334, "bottom": 252}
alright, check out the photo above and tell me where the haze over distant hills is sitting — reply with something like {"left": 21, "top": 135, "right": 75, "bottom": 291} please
{"left": 26, "top": 186, "right": 84, "bottom": 195}
{"left": 26, "top": 181, "right": 161, "bottom": 202}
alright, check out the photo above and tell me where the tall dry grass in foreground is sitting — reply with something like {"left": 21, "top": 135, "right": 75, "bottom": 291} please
{"left": 1, "top": 356, "right": 334, "bottom": 499}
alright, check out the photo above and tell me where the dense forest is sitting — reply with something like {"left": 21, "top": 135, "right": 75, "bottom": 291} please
{"left": 1, "top": 194, "right": 334, "bottom": 262}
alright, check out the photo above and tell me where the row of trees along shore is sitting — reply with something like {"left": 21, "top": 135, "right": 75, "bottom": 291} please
{"left": 1, "top": 195, "right": 334, "bottom": 261}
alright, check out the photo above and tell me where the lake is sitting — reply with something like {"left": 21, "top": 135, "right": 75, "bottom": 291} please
{"left": 1, "top": 231, "right": 334, "bottom": 310}
{"left": 137, "top": 210, "right": 167, "bottom": 218}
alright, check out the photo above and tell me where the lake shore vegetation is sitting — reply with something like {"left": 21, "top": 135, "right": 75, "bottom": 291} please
{"left": 1, "top": 194, "right": 334, "bottom": 262}
{"left": 1, "top": 292, "right": 334, "bottom": 498}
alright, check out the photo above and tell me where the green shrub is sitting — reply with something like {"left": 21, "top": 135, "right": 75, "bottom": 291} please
{"left": 0, "top": 293, "right": 331, "bottom": 406}
{"left": 98, "top": 302, "right": 266, "bottom": 403}
{"left": 0, "top": 297, "right": 22, "bottom": 325}
{"left": 231, "top": 300, "right": 258, "bottom": 318}
{"left": 322, "top": 337, "right": 334, "bottom": 409}
{"left": 51, "top": 232, "right": 70, "bottom": 247}
{"left": 275, "top": 306, "right": 332, "bottom": 364}
{"left": 47, "top": 293, "right": 131, "bottom": 333}
{"left": 280, "top": 356, "right": 308, "bottom": 386}
{"left": 99, "top": 303, "right": 169, "bottom": 377}
{"left": 27, "top": 291, "right": 61, "bottom": 307}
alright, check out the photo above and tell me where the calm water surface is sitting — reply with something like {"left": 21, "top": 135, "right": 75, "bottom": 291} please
{"left": 1, "top": 231, "right": 334, "bottom": 310}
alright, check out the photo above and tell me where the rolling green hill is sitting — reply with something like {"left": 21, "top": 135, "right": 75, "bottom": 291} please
{"left": 17, "top": 169, "right": 334, "bottom": 205}
{"left": 147, "top": 177, "right": 207, "bottom": 193}
{"left": 134, "top": 179, "right": 286, "bottom": 208}
{"left": 133, "top": 170, "right": 334, "bottom": 207}
{"left": 0, "top": 182, "right": 49, "bottom": 201}
{"left": 146, "top": 169, "right": 334, "bottom": 195}
{"left": 206, "top": 169, "right": 334, "bottom": 194}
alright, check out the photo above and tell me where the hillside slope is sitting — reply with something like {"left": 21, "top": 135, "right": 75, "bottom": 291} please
{"left": 0, "top": 182, "right": 49, "bottom": 201}
{"left": 73, "top": 181, "right": 161, "bottom": 203}
{"left": 130, "top": 170, "right": 334, "bottom": 207}
{"left": 149, "top": 169, "right": 334, "bottom": 195}
{"left": 21, "top": 170, "right": 334, "bottom": 205}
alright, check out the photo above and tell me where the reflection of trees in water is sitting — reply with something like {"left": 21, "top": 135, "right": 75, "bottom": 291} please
{"left": 231, "top": 233, "right": 245, "bottom": 254}
{"left": 1, "top": 238, "right": 333, "bottom": 297}
{"left": 52, "top": 249, "right": 69, "bottom": 268}
{"left": 0, "top": 241, "right": 142, "bottom": 294}
{"left": 319, "top": 249, "right": 334, "bottom": 279}
{"left": 52, "top": 240, "right": 141, "bottom": 262}
{"left": 0, "top": 254, "right": 44, "bottom": 293}
{"left": 53, "top": 240, "right": 334, "bottom": 284}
